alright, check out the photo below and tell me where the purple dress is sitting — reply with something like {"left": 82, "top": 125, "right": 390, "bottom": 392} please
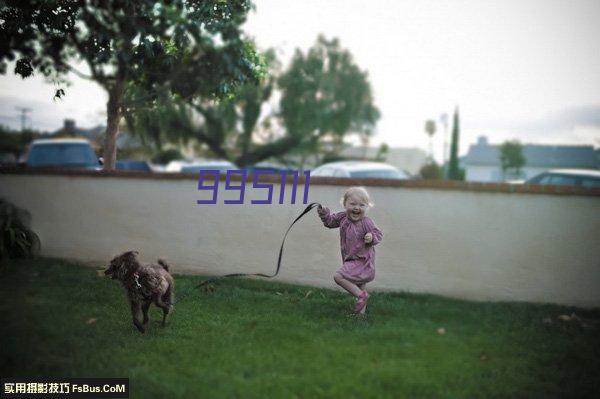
{"left": 319, "top": 208, "right": 383, "bottom": 284}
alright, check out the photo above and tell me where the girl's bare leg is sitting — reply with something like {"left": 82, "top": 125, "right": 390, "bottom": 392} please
{"left": 357, "top": 283, "right": 367, "bottom": 314}
{"left": 334, "top": 272, "right": 362, "bottom": 297}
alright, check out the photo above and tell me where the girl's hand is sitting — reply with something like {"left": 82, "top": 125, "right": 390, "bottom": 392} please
{"left": 317, "top": 205, "right": 327, "bottom": 216}
{"left": 364, "top": 233, "right": 373, "bottom": 244}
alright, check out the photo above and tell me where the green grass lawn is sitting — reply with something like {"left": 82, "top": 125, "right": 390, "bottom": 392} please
{"left": 1, "top": 258, "right": 599, "bottom": 399}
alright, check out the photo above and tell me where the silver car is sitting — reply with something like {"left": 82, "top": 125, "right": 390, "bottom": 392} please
{"left": 526, "top": 169, "right": 600, "bottom": 188}
{"left": 311, "top": 161, "right": 410, "bottom": 179}
{"left": 166, "top": 160, "right": 237, "bottom": 174}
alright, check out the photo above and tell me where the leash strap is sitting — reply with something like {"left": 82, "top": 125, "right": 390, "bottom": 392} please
{"left": 174, "top": 202, "right": 321, "bottom": 304}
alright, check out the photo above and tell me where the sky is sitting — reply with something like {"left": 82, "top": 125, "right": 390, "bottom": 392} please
{"left": 1, "top": 0, "right": 599, "bottom": 163}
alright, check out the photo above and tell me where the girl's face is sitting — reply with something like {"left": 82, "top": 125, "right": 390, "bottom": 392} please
{"left": 344, "top": 193, "right": 368, "bottom": 222}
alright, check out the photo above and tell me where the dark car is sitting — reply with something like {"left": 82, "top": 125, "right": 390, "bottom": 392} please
{"left": 26, "top": 139, "right": 100, "bottom": 169}
{"left": 526, "top": 169, "right": 600, "bottom": 188}
{"left": 116, "top": 160, "right": 153, "bottom": 172}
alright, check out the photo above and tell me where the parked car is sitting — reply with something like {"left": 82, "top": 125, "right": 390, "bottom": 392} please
{"left": 115, "top": 160, "right": 153, "bottom": 172}
{"left": 244, "top": 162, "right": 296, "bottom": 175}
{"left": 311, "top": 161, "right": 410, "bottom": 180}
{"left": 0, "top": 152, "right": 17, "bottom": 166}
{"left": 526, "top": 169, "right": 600, "bottom": 188}
{"left": 25, "top": 139, "right": 101, "bottom": 170}
{"left": 166, "top": 160, "right": 237, "bottom": 174}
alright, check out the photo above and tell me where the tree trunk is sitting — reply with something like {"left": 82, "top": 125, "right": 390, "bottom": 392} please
{"left": 103, "top": 80, "right": 126, "bottom": 170}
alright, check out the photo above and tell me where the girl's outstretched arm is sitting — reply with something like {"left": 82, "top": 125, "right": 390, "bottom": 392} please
{"left": 317, "top": 206, "right": 344, "bottom": 229}
{"left": 364, "top": 217, "right": 383, "bottom": 245}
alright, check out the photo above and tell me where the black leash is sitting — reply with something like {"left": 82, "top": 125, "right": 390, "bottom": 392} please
{"left": 173, "top": 202, "right": 321, "bottom": 304}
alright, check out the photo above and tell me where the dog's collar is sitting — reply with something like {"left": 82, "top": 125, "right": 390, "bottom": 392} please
{"left": 125, "top": 268, "right": 142, "bottom": 288}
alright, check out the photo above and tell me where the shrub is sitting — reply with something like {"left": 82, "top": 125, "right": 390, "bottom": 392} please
{"left": 0, "top": 198, "right": 41, "bottom": 259}
{"left": 419, "top": 160, "right": 443, "bottom": 180}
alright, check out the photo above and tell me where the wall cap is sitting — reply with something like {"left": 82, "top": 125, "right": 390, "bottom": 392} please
{"left": 1, "top": 167, "right": 599, "bottom": 197}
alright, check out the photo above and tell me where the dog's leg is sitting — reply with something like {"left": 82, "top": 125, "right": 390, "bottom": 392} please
{"left": 155, "top": 300, "right": 171, "bottom": 327}
{"left": 164, "top": 284, "right": 174, "bottom": 306}
{"left": 130, "top": 300, "right": 145, "bottom": 334}
{"left": 154, "top": 296, "right": 171, "bottom": 327}
{"left": 157, "top": 283, "right": 173, "bottom": 327}
{"left": 160, "top": 304, "right": 170, "bottom": 327}
{"left": 142, "top": 300, "right": 151, "bottom": 326}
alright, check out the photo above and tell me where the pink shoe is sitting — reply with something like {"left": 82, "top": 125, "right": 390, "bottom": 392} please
{"left": 355, "top": 291, "right": 369, "bottom": 313}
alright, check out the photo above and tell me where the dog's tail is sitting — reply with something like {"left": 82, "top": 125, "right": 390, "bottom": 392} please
{"left": 157, "top": 259, "right": 170, "bottom": 272}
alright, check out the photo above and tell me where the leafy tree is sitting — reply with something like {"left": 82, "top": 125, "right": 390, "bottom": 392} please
{"left": 125, "top": 49, "right": 278, "bottom": 167}
{"left": 419, "top": 160, "right": 442, "bottom": 180}
{"left": 447, "top": 106, "right": 463, "bottom": 180}
{"left": 424, "top": 119, "right": 436, "bottom": 159}
{"left": 374, "top": 143, "right": 389, "bottom": 162}
{"left": 126, "top": 36, "right": 380, "bottom": 167}
{"left": 500, "top": 140, "right": 526, "bottom": 180}
{"left": 278, "top": 35, "right": 379, "bottom": 162}
{"left": 0, "top": 0, "right": 263, "bottom": 169}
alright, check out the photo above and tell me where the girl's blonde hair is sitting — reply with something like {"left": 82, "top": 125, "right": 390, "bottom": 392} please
{"left": 340, "top": 186, "right": 374, "bottom": 207}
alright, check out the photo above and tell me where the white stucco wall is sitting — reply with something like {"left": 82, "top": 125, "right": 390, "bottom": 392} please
{"left": 1, "top": 173, "right": 599, "bottom": 307}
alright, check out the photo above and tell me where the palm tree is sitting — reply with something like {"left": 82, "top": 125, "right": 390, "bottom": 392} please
{"left": 425, "top": 119, "right": 436, "bottom": 160}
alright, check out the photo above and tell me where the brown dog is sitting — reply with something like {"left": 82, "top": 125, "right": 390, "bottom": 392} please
{"left": 105, "top": 251, "right": 174, "bottom": 333}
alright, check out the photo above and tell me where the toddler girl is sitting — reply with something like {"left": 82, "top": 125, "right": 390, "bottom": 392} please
{"left": 317, "top": 186, "right": 383, "bottom": 314}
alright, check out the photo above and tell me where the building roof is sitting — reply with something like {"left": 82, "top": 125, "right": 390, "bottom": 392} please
{"left": 465, "top": 138, "right": 598, "bottom": 168}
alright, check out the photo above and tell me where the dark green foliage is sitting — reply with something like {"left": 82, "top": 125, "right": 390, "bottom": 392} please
{"left": 0, "top": 0, "right": 260, "bottom": 95}
{"left": 447, "top": 107, "right": 464, "bottom": 180}
{"left": 374, "top": 143, "right": 389, "bottom": 162}
{"left": 279, "top": 36, "right": 380, "bottom": 162}
{"left": 2, "top": 259, "right": 600, "bottom": 398}
{"left": 0, "top": 199, "right": 40, "bottom": 259}
{"left": 419, "top": 160, "right": 442, "bottom": 180}
{"left": 0, "top": 0, "right": 263, "bottom": 169}
{"left": 125, "top": 49, "right": 276, "bottom": 165}
{"left": 126, "top": 36, "right": 379, "bottom": 167}
{"left": 500, "top": 140, "right": 526, "bottom": 179}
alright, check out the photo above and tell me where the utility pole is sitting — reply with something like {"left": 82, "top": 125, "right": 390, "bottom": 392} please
{"left": 15, "top": 106, "right": 32, "bottom": 131}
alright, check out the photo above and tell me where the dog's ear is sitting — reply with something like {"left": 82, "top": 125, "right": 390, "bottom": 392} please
{"left": 120, "top": 251, "right": 139, "bottom": 270}
{"left": 124, "top": 250, "right": 139, "bottom": 259}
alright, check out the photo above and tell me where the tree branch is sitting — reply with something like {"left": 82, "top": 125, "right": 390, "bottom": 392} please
{"left": 235, "top": 133, "right": 305, "bottom": 167}
{"left": 56, "top": 61, "right": 95, "bottom": 80}
{"left": 67, "top": 30, "right": 109, "bottom": 86}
